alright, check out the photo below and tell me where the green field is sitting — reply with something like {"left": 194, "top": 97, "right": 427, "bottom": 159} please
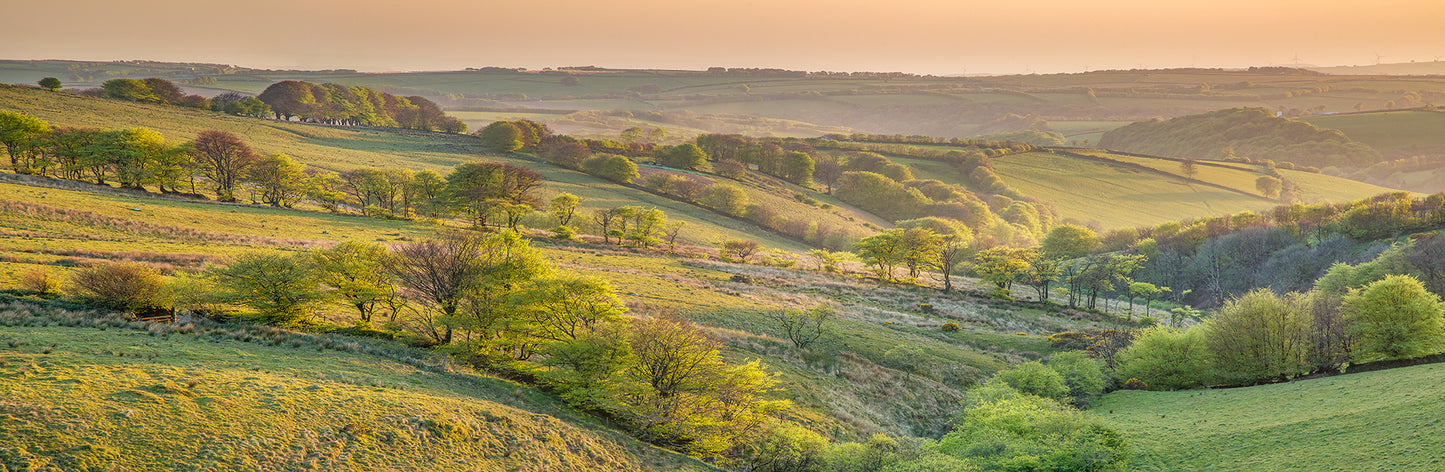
{"left": 0, "top": 321, "right": 711, "bottom": 472}
{"left": 1095, "top": 362, "right": 1445, "bottom": 471}
{"left": 1301, "top": 110, "right": 1445, "bottom": 154}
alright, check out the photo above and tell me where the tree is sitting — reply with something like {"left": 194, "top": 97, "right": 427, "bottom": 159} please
{"left": 897, "top": 227, "right": 941, "bottom": 279}
{"left": 310, "top": 242, "right": 399, "bottom": 324}
{"left": 1180, "top": 159, "right": 1199, "bottom": 181}
{"left": 143, "top": 78, "right": 185, "bottom": 104}
{"left": 0, "top": 110, "right": 49, "bottom": 174}
{"left": 767, "top": 305, "right": 834, "bottom": 349}
{"left": 1040, "top": 224, "right": 1098, "bottom": 260}
{"left": 856, "top": 230, "right": 905, "bottom": 280}
{"left": 1205, "top": 289, "right": 1312, "bottom": 384}
{"left": 592, "top": 207, "right": 624, "bottom": 244}
{"left": 721, "top": 239, "right": 762, "bottom": 262}
{"left": 509, "top": 276, "right": 627, "bottom": 342}
{"left": 480, "top": 121, "right": 523, "bottom": 153}
{"left": 661, "top": 143, "right": 709, "bottom": 170}
{"left": 549, "top": 193, "right": 581, "bottom": 227}
{"left": 624, "top": 314, "right": 782, "bottom": 455}
{"left": 972, "top": 247, "right": 1034, "bottom": 297}
{"left": 246, "top": 153, "right": 308, "bottom": 207}
{"left": 931, "top": 235, "right": 970, "bottom": 292}
{"left": 191, "top": 130, "right": 257, "bottom": 201}
{"left": 1023, "top": 254, "right": 1061, "bottom": 301}
{"left": 1256, "top": 175, "right": 1283, "bottom": 199}
{"left": 68, "top": 263, "right": 166, "bottom": 313}
{"left": 1341, "top": 275, "right": 1445, "bottom": 362}
{"left": 1128, "top": 282, "right": 1169, "bottom": 317}
{"left": 209, "top": 252, "right": 325, "bottom": 325}
{"left": 812, "top": 154, "right": 844, "bottom": 194}
{"left": 95, "top": 128, "right": 168, "bottom": 189}
{"left": 37, "top": 77, "right": 61, "bottom": 91}
{"left": 101, "top": 78, "right": 157, "bottom": 102}
{"left": 700, "top": 184, "right": 750, "bottom": 216}
{"left": 445, "top": 161, "right": 543, "bottom": 226}
{"left": 780, "top": 151, "right": 814, "bottom": 184}
{"left": 538, "top": 138, "right": 592, "bottom": 169}
{"left": 582, "top": 154, "right": 640, "bottom": 183}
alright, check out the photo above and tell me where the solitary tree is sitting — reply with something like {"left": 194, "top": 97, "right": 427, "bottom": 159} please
{"left": 1256, "top": 175, "right": 1283, "bottom": 199}
{"left": 767, "top": 305, "right": 835, "bottom": 349}
{"left": 1180, "top": 159, "right": 1199, "bottom": 181}
{"left": 38, "top": 77, "right": 62, "bottom": 91}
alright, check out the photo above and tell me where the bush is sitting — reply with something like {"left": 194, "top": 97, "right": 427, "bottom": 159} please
{"left": 941, "top": 382, "right": 1129, "bottom": 471}
{"left": 1341, "top": 274, "right": 1445, "bottom": 362}
{"left": 1113, "top": 325, "right": 1214, "bottom": 390}
{"left": 992, "top": 361, "right": 1068, "bottom": 401}
{"left": 941, "top": 322, "right": 960, "bottom": 332}
{"left": 1204, "top": 289, "right": 1312, "bottom": 384}
{"left": 68, "top": 263, "right": 167, "bottom": 312}
{"left": 20, "top": 269, "right": 61, "bottom": 295}
{"left": 1047, "top": 351, "right": 1106, "bottom": 406}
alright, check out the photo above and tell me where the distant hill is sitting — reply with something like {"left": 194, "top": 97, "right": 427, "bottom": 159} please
{"left": 1307, "top": 61, "right": 1445, "bottom": 76}
{"left": 1098, "top": 108, "right": 1382, "bottom": 169}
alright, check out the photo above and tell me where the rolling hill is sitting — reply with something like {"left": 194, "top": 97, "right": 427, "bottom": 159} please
{"left": 0, "top": 313, "right": 713, "bottom": 472}
{"left": 0, "top": 84, "right": 887, "bottom": 252}
{"left": 1094, "top": 361, "right": 1445, "bottom": 471}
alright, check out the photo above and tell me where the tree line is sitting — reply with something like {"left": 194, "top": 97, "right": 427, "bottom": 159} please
{"left": 257, "top": 80, "right": 466, "bottom": 133}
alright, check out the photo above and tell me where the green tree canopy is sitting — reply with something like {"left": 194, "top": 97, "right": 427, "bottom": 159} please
{"left": 1342, "top": 275, "right": 1445, "bottom": 362}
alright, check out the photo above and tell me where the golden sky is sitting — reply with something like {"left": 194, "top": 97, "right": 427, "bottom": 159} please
{"left": 2, "top": 0, "right": 1441, "bottom": 74}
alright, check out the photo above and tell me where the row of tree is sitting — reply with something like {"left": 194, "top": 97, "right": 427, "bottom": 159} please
{"left": 257, "top": 80, "right": 466, "bottom": 133}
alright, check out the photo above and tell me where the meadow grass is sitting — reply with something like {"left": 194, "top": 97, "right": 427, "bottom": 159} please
{"left": 0, "top": 319, "right": 713, "bottom": 471}
{"left": 1094, "top": 362, "right": 1445, "bottom": 471}
{"left": 1301, "top": 110, "right": 1445, "bottom": 153}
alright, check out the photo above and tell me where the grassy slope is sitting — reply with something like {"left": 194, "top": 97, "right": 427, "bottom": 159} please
{"left": 0, "top": 85, "right": 857, "bottom": 251}
{"left": 0, "top": 175, "right": 1130, "bottom": 438}
{"left": 891, "top": 150, "right": 1399, "bottom": 230}
{"left": 1301, "top": 110, "right": 1445, "bottom": 154}
{"left": 1094, "top": 363, "right": 1445, "bottom": 471}
{"left": 0, "top": 323, "right": 711, "bottom": 472}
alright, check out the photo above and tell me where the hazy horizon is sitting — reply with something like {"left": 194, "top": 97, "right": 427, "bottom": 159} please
{"left": 2, "top": 0, "right": 1442, "bottom": 76}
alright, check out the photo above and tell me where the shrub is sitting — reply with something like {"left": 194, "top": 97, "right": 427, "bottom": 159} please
{"left": 942, "top": 382, "right": 1129, "bottom": 471}
{"left": 68, "top": 263, "right": 167, "bottom": 312}
{"left": 941, "top": 322, "right": 960, "bottom": 332}
{"left": 1113, "top": 325, "right": 1214, "bottom": 390}
{"left": 20, "top": 269, "right": 61, "bottom": 295}
{"left": 1341, "top": 274, "right": 1445, "bottom": 362}
{"left": 1047, "top": 351, "right": 1106, "bottom": 406}
{"left": 208, "top": 252, "right": 325, "bottom": 325}
{"left": 1204, "top": 289, "right": 1312, "bottom": 384}
{"left": 992, "top": 361, "right": 1068, "bottom": 401}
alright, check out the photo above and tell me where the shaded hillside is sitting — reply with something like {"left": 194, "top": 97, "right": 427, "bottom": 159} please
{"left": 1098, "top": 108, "right": 1382, "bottom": 169}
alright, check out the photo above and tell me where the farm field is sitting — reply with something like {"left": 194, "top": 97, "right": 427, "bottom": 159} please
{"left": 0, "top": 322, "right": 713, "bottom": 472}
{"left": 1095, "top": 362, "right": 1445, "bottom": 471}
{"left": 1301, "top": 110, "right": 1445, "bottom": 155}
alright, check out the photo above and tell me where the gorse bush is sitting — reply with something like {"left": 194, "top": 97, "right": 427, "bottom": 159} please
{"left": 68, "top": 262, "right": 167, "bottom": 313}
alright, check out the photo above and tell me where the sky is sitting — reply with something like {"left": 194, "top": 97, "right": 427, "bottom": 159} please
{"left": 2, "top": 0, "right": 1442, "bottom": 75}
